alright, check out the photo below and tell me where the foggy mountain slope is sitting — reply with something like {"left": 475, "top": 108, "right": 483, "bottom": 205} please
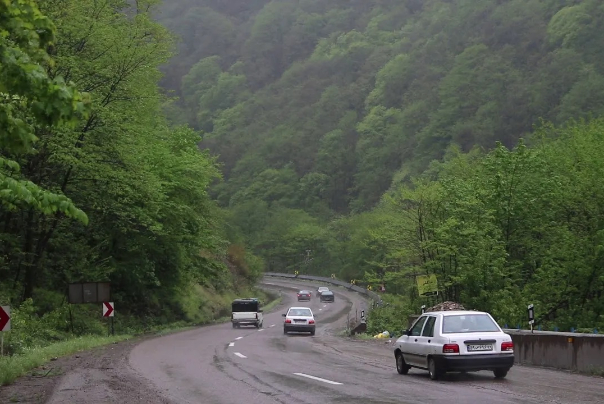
{"left": 158, "top": 0, "right": 604, "bottom": 214}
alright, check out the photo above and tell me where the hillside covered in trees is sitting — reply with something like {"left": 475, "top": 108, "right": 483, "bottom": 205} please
{"left": 0, "top": 0, "right": 265, "bottom": 355}
{"left": 159, "top": 0, "right": 604, "bottom": 330}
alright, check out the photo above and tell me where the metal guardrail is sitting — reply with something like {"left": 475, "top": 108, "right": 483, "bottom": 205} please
{"left": 263, "top": 272, "right": 383, "bottom": 305}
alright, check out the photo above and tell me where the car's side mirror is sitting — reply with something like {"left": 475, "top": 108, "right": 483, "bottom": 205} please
{"left": 282, "top": 313, "right": 286, "bottom": 317}
{"left": 402, "top": 329, "right": 410, "bottom": 336}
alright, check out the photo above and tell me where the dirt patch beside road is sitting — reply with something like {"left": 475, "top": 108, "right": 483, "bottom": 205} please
{"left": 0, "top": 336, "right": 172, "bottom": 404}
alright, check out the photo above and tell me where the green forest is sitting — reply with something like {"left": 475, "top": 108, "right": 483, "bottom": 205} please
{"left": 0, "top": 0, "right": 266, "bottom": 357}
{"left": 158, "top": 0, "right": 604, "bottom": 332}
{"left": 2, "top": 0, "right": 604, "bottom": 364}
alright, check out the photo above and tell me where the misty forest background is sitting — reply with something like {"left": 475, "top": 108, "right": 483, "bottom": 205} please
{"left": 2, "top": 0, "right": 604, "bottom": 353}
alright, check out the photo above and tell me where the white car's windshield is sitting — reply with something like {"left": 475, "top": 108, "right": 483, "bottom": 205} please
{"left": 288, "top": 308, "right": 312, "bottom": 317}
{"left": 442, "top": 314, "right": 500, "bottom": 333}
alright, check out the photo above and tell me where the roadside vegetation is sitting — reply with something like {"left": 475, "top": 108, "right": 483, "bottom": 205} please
{"left": 159, "top": 0, "right": 604, "bottom": 333}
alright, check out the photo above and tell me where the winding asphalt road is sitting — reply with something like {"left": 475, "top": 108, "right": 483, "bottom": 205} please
{"left": 128, "top": 279, "right": 604, "bottom": 404}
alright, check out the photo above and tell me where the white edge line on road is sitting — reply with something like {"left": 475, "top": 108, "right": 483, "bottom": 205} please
{"left": 258, "top": 329, "right": 264, "bottom": 331}
{"left": 236, "top": 337, "right": 243, "bottom": 340}
{"left": 229, "top": 342, "right": 235, "bottom": 347}
{"left": 234, "top": 352, "right": 247, "bottom": 358}
{"left": 270, "top": 324, "right": 275, "bottom": 327}
{"left": 319, "top": 308, "right": 322, "bottom": 311}
{"left": 293, "top": 373, "right": 342, "bottom": 385}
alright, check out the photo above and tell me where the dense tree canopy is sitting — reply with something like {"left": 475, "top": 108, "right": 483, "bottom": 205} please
{"left": 159, "top": 0, "right": 604, "bottom": 330}
{"left": 0, "top": 0, "right": 264, "bottom": 346}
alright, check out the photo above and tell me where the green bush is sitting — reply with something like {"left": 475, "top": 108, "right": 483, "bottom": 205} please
{"left": 366, "top": 295, "right": 413, "bottom": 337}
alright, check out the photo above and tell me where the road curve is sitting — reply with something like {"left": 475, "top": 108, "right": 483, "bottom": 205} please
{"left": 129, "top": 279, "right": 604, "bottom": 404}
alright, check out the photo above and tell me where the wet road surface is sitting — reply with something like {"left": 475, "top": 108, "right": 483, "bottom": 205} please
{"left": 128, "top": 279, "right": 604, "bottom": 404}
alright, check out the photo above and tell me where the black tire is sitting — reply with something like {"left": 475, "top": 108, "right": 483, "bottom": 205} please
{"left": 232, "top": 323, "right": 236, "bottom": 328}
{"left": 283, "top": 328, "right": 288, "bottom": 335}
{"left": 310, "top": 330, "right": 315, "bottom": 336}
{"left": 493, "top": 368, "right": 509, "bottom": 379}
{"left": 396, "top": 352, "right": 410, "bottom": 375}
{"left": 428, "top": 358, "right": 442, "bottom": 380}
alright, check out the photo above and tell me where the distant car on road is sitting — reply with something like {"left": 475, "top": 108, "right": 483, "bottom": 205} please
{"left": 297, "top": 290, "right": 311, "bottom": 301}
{"left": 319, "top": 290, "right": 334, "bottom": 303}
{"left": 316, "top": 286, "right": 329, "bottom": 297}
{"left": 393, "top": 310, "right": 514, "bottom": 380}
{"left": 283, "top": 307, "right": 315, "bottom": 336}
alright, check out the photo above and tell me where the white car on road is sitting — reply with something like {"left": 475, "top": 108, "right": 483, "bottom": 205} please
{"left": 393, "top": 310, "right": 514, "bottom": 380}
{"left": 283, "top": 307, "right": 316, "bottom": 336}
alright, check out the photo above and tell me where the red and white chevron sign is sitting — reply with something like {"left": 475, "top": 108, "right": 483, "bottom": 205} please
{"left": 0, "top": 306, "right": 10, "bottom": 331}
{"left": 103, "top": 302, "right": 114, "bottom": 317}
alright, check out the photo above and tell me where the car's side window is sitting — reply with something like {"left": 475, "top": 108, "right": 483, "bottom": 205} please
{"left": 410, "top": 316, "right": 428, "bottom": 336}
{"left": 421, "top": 316, "right": 436, "bottom": 337}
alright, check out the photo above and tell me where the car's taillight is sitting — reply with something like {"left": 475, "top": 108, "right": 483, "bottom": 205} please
{"left": 285, "top": 319, "right": 291, "bottom": 323}
{"left": 501, "top": 341, "right": 514, "bottom": 351}
{"left": 297, "top": 294, "right": 300, "bottom": 296}
{"left": 443, "top": 344, "right": 459, "bottom": 353}
{"left": 309, "top": 320, "right": 315, "bottom": 324}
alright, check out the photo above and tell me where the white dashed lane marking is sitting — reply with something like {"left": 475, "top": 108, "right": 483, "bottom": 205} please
{"left": 293, "top": 373, "right": 342, "bottom": 385}
{"left": 229, "top": 342, "right": 235, "bottom": 347}
{"left": 235, "top": 337, "right": 243, "bottom": 340}
{"left": 234, "top": 352, "right": 247, "bottom": 358}
{"left": 270, "top": 324, "right": 275, "bottom": 327}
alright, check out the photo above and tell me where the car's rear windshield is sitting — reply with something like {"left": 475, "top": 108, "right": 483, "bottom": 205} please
{"left": 442, "top": 314, "right": 500, "bottom": 333}
{"left": 288, "top": 308, "right": 312, "bottom": 316}
{"left": 322, "top": 291, "right": 333, "bottom": 295}
{"left": 232, "top": 301, "right": 259, "bottom": 312}
{"left": 299, "top": 291, "right": 310, "bottom": 294}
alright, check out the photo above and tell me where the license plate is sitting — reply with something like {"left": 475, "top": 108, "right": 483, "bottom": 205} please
{"left": 294, "top": 320, "right": 306, "bottom": 323}
{"left": 467, "top": 344, "right": 493, "bottom": 351}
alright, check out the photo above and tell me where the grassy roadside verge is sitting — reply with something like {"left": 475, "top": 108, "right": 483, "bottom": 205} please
{"left": 0, "top": 290, "right": 283, "bottom": 386}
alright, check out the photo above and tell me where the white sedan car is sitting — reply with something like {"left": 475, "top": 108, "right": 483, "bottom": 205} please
{"left": 393, "top": 310, "right": 514, "bottom": 380}
{"left": 283, "top": 307, "right": 315, "bottom": 335}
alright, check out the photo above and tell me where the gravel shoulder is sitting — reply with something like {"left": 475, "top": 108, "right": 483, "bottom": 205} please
{"left": 0, "top": 336, "right": 170, "bottom": 404}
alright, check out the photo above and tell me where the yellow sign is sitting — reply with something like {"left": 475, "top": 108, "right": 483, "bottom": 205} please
{"left": 331, "top": 274, "right": 335, "bottom": 279}
{"left": 367, "top": 285, "right": 372, "bottom": 291}
{"left": 294, "top": 270, "right": 299, "bottom": 276}
{"left": 416, "top": 274, "right": 438, "bottom": 296}
{"left": 350, "top": 279, "right": 356, "bottom": 285}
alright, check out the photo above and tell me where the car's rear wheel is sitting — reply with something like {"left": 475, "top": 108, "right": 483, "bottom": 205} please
{"left": 283, "top": 328, "right": 288, "bottom": 335}
{"left": 428, "top": 358, "right": 442, "bottom": 380}
{"left": 395, "top": 352, "right": 410, "bottom": 375}
{"left": 493, "top": 368, "right": 509, "bottom": 379}
{"left": 310, "top": 330, "right": 315, "bottom": 336}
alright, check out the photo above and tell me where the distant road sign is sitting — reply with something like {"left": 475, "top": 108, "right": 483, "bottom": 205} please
{"left": 416, "top": 274, "right": 438, "bottom": 297}
{"left": 69, "top": 282, "right": 111, "bottom": 304}
{"left": 103, "top": 302, "right": 114, "bottom": 317}
{"left": 0, "top": 306, "right": 10, "bottom": 331}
